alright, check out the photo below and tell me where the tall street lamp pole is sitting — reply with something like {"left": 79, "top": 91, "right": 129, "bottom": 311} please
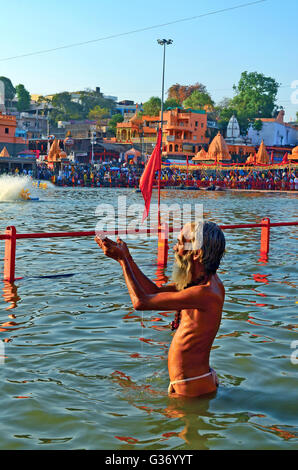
{"left": 90, "top": 130, "right": 96, "bottom": 165}
{"left": 157, "top": 38, "right": 172, "bottom": 223}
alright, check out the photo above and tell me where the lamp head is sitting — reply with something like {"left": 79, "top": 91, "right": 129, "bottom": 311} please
{"left": 157, "top": 39, "right": 173, "bottom": 45}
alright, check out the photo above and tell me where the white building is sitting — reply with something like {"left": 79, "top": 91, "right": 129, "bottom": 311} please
{"left": 247, "top": 110, "right": 298, "bottom": 147}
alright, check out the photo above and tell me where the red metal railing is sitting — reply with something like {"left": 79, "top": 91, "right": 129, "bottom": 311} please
{"left": 1, "top": 219, "right": 298, "bottom": 283}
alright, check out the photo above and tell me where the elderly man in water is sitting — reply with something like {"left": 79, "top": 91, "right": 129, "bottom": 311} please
{"left": 95, "top": 221, "right": 225, "bottom": 398}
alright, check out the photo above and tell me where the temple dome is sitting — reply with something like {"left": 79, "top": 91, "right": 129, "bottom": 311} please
{"left": 226, "top": 115, "right": 240, "bottom": 139}
{"left": 245, "top": 153, "right": 255, "bottom": 165}
{"left": 192, "top": 147, "right": 208, "bottom": 161}
{"left": 255, "top": 140, "right": 269, "bottom": 164}
{"left": 289, "top": 146, "right": 298, "bottom": 160}
{"left": 47, "top": 139, "right": 68, "bottom": 162}
{"left": 124, "top": 147, "right": 141, "bottom": 156}
{"left": 0, "top": 146, "right": 10, "bottom": 157}
{"left": 208, "top": 132, "right": 231, "bottom": 161}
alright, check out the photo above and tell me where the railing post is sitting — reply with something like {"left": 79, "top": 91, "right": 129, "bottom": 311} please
{"left": 260, "top": 217, "right": 270, "bottom": 260}
{"left": 157, "top": 223, "right": 169, "bottom": 267}
{"left": 3, "top": 226, "right": 16, "bottom": 283}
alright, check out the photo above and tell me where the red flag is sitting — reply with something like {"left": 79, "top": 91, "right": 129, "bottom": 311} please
{"left": 281, "top": 152, "right": 288, "bottom": 163}
{"left": 139, "top": 128, "right": 162, "bottom": 221}
{"left": 270, "top": 151, "right": 274, "bottom": 164}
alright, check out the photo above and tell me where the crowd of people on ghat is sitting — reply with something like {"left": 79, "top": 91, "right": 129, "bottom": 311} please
{"left": 3, "top": 161, "right": 297, "bottom": 191}
{"left": 33, "top": 163, "right": 298, "bottom": 191}
{"left": 160, "top": 167, "right": 298, "bottom": 191}
{"left": 36, "top": 163, "right": 143, "bottom": 188}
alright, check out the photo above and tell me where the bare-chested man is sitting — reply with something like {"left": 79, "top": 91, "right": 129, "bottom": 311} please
{"left": 95, "top": 221, "right": 225, "bottom": 398}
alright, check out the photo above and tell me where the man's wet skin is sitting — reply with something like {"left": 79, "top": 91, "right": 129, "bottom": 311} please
{"left": 95, "top": 221, "right": 225, "bottom": 398}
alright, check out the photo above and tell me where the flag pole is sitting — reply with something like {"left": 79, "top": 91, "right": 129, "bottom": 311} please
{"left": 156, "top": 39, "right": 172, "bottom": 267}
{"left": 186, "top": 155, "right": 189, "bottom": 186}
{"left": 157, "top": 39, "right": 173, "bottom": 226}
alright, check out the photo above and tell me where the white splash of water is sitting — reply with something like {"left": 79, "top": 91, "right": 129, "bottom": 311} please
{"left": 0, "top": 175, "right": 33, "bottom": 201}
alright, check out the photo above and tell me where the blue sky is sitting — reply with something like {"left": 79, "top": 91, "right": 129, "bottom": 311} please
{"left": 0, "top": 0, "right": 297, "bottom": 120}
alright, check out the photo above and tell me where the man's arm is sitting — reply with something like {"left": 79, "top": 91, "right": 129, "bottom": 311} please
{"left": 115, "top": 237, "right": 177, "bottom": 293}
{"left": 124, "top": 253, "right": 158, "bottom": 294}
{"left": 120, "top": 256, "right": 207, "bottom": 311}
{"left": 95, "top": 236, "right": 177, "bottom": 295}
{"left": 126, "top": 254, "right": 177, "bottom": 294}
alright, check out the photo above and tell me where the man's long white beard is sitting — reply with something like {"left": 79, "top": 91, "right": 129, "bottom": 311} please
{"left": 172, "top": 253, "right": 193, "bottom": 291}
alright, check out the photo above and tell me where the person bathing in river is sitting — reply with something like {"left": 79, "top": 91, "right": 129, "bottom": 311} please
{"left": 95, "top": 221, "right": 225, "bottom": 398}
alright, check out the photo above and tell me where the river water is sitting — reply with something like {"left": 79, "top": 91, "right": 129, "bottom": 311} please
{"left": 0, "top": 187, "right": 297, "bottom": 450}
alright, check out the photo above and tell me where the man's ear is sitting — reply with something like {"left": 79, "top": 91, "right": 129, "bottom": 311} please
{"left": 192, "top": 249, "right": 202, "bottom": 262}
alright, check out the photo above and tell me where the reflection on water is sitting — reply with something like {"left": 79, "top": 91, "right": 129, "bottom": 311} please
{"left": 154, "top": 266, "right": 169, "bottom": 287}
{"left": 1, "top": 283, "right": 22, "bottom": 342}
{"left": 0, "top": 188, "right": 297, "bottom": 450}
{"left": 2, "top": 282, "right": 20, "bottom": 310}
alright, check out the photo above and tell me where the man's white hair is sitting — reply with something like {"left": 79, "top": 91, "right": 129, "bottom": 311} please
{"left": 180, "top": 221, "right": 204, "bottom": 251}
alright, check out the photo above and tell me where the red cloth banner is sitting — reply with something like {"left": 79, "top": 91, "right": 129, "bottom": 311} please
{"left": 139, "top": 128, "right": 162, "bottom": 221}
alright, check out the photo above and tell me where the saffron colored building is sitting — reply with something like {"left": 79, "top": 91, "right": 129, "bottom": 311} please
{"left": 0, "top": 112, "right": 28, "bottom": 157}
{"left": 116, "top": 107, "right": 209, "bottom": 160}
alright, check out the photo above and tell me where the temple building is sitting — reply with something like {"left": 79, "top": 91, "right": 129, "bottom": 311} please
{"left": 207, "top": 132, "right": 231, "bottom": 162}
{"left": 289, "top": 146, "right": 298, "bottom": 162}
{"left": 255, "top": 140, "right": 269, "bottom": 164}
{"left": 192, "top": 132, "right": 231, "bottom": 163}
{"left": 192, "top": 147, "right": 208, "bottom": 162}
{"left": 124, "top": 147, "right": 141, "bottom": 164}
{"left": 116, "top": 107, "right": 209, "bottom": 161}
{"left": 46, "top": 138, "right": 69, "bottom": 170}
{"left": 225, "top": 115, "right": 243, "bottom": 144}
{"left": 225, "top": 114, "right": 254, "bottom": 157}
{"left": 116, "top": 113, "right": 146, "bottom": 143}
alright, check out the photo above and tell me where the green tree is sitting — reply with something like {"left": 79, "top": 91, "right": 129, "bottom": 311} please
{"left": 88, "top": 105, "right": 110, "bottom": 126}
{"left": 182, "top": 90, "right": 214, "bottom": 110}
{"left": 252, "top": 119, "right": 263, "bottom": 131}
{"left": 15, "top": 84, "right": 31, "bottom": 111}
{"left": 36, "top": 95, "right": 51, "bottom": 119}
{"left": 231, "top": 71, "right": 280, "bottom": 119}
{"left": 80, "top": 88, "right": 115, "bottom": 117}
{"left": 37, "top": 95, "right": 51, "bottom": 106}
{"left": 51, "top": 92, "right": 84, "bottom": 122}
{"left": 164, "top": 98, "right": 180, "bottom": 109}
{"left": 213, "top": 72, "right": 280, "bottom": 135}
{"left": 142, "top": 96, "right": 161, "bottom": 116}
{"left": 107, "top": 113, "right": 124, "bottom": 135}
